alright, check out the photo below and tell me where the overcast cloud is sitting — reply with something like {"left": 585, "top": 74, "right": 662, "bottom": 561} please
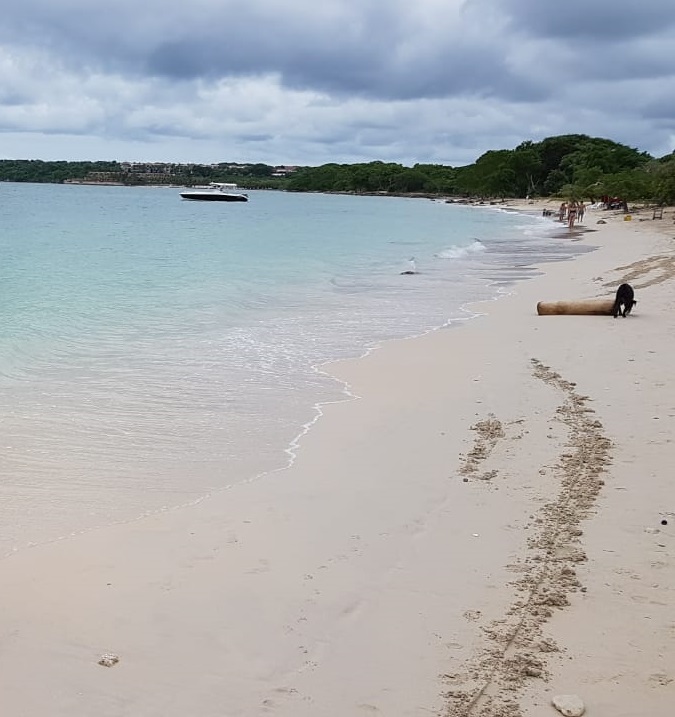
{"left": 0, "top": 0, "right": 673, "bottom": 166}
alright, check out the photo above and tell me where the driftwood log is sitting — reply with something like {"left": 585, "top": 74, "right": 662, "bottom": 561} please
{"left": 536, "top": 298, "right": 615, "bottom": 316}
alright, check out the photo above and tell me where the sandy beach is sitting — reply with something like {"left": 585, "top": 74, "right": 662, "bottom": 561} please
{"left": 1, "top": 201, "right": 674, "bottom": 716}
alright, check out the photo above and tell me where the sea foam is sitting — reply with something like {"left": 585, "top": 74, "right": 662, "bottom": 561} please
{"left": 436, "top": 239, "right": 486, "bottom": 259}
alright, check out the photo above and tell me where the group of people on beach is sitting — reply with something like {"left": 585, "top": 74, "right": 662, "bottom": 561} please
{"left": 557, "top": 200, "right": 585, "bottom": 228}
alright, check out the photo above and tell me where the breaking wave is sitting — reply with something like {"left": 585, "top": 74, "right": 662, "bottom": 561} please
{"left": 436, "top": 239, "right": 486, "bottom": 260}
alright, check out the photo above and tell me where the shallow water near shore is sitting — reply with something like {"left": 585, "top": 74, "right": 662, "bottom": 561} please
{"left": 0, "top": 183, "right": 592, "bottom": 554}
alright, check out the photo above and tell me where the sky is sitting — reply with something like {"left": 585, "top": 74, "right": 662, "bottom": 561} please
{"left": 1, "top": 0, "right": 674, "bottom": 167}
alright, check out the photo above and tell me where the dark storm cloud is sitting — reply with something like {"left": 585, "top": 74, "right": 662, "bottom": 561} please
{"left": 238, "top": 133, "right": 274, "bottom": 143}
{"left": 554, "top": 34, "right": 675, "bottom": 83}
{"left": 0, "top": 0, "right": 546, "bottom": 102}
{"left": 479, "top": 0, "right": 675, "bottom": 40}
{"left": 137, "top": 4, "right": 534, "bottom": 103}
{"left": 274, "top": 42, "right": 548, "bottom": 102}
{"left": 468, "top": 0, "right": 675, "bottom": 85}
{"left": 0, "top": 89, "right": 31, "bottom": 106}
{"left": 0, "top": 0, "right": 673, "bottom": 164}
{"left": 7, "top": 0, "right": 672, "bottom": 111}
{"left": 642, "top": 90, "right": 675, "bottom": 121}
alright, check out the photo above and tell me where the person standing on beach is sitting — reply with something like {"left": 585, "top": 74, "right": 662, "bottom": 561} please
{"left": 559, "top": 202, "right": 567, "bottom": 222}
{"left": 577, "top": 201, "right": 585, "bottom": 223}
{"left": 568, "top": 202, "right": 577, "bottom": 229}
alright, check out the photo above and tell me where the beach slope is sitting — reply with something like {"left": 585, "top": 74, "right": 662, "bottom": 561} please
{"left": 1, "top": 205, "right": 674, "bottom": 716}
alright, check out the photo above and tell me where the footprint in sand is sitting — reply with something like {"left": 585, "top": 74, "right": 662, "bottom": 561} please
{"left": 341, "top": 600, "right": 363, "bottom": 618}
{"left": 246, "top": 559, "right": 270, "bottom": 574}
{"left": 298, "top": 660, "right": 318, "bottom": 672}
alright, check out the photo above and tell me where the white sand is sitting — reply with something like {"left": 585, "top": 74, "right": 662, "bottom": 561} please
{"left": 1, "top": 203, "right": 674, "bottom": 716}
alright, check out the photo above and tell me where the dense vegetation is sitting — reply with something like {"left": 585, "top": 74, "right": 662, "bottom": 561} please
{"left": 286, "top": 135, "right": 675, "bottom": 204}
{"left": 0, "top": 160, "right": 290, "bottom": 190}
{"left": 0, "top": 160, "right": 121, "bottom": 184}
{"left": 1, "top": 135, "right": 674, "bottom": 202}
{"left": 179, "top": 163, "right": 291, "bottom": 189}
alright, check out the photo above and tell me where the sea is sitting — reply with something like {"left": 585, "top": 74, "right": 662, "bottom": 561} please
{"left": 0, "top": 182, "right": 591, "bottom": 555}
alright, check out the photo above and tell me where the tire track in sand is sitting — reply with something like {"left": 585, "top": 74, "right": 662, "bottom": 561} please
{"left": 443, "top": 359, "right": 613, "bottom": 717}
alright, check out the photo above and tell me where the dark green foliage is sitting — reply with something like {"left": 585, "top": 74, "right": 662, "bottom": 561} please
{"left": 0, "top": 159, "right": 289, "bottom": 189}
{"left": 287, "top": 161, "right": 433, "bottom": 193}
{"left": 287, "top": 161, "right": 456, "bottom": 194}
{"left": 285, "top": 135, "right": 662, "bottom": 201}
{"left": 0, "top": 136, "right": 670, "bottom": 202}
{"left": 413, "top": 164, "right": 459, "bottom": 194}
{"left": 0, "top": 159, "right": 120, "bottom": 183}
{"left": 647, "top": 153, "right": 675, "bottom": 205}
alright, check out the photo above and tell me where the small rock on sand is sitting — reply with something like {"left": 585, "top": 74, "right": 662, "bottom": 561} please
{"left": 98, "top": 653, "right": 120, "bottom": 668}
{"left": 552, "top": 694, "right": 585, "bottom": 716}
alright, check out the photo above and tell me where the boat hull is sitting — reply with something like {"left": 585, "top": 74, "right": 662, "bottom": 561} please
{"left": 180, "top": 192, "right": 248, "bottom": 202}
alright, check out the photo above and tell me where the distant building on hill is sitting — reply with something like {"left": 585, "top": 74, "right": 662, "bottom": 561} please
{"left": 271, "top": 166, "right": 299, "bottom": 177}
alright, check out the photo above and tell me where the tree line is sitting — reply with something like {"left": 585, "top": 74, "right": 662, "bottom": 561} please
{"left": 0, "top": 160, "right": 290, "bottom": 190}
{"left": 1, "top": 135, "right": 674, "bottom": 203}
{"left": 0, "top": 160, "right": 121, "bottom": 184}
{"left": 286, "top": 134, "right": 675, "bottom": 204}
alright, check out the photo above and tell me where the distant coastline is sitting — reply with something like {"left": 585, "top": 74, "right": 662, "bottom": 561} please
{"left": 2, "top": 133, "right": 673, "bottom": 205}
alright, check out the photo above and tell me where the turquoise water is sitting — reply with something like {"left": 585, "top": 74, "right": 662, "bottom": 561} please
{"left": 0, "top": 183, "right": 586, "bottom": 553}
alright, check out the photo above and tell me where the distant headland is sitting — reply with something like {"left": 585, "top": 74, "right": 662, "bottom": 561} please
{"left": 1, "top": 134, "right": 673, "bottom": 204}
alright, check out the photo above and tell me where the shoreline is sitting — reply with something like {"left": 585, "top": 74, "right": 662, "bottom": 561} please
{"left": 1, "top": 205, "right": 674, "bottom": 715}
{"left": 0, "top": 187, "right": 582, "bottom": 561}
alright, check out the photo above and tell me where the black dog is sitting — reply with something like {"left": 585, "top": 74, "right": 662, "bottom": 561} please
{"left": 612, "top": 283, "right": 637, "bottom": 318}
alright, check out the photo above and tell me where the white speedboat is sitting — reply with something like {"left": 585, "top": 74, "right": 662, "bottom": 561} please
{"left": 180, "top": 182, "right": 249, "bottom": 202}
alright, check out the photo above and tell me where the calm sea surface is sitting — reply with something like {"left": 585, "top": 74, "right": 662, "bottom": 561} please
{"left": 0, "top": 183, "right": 589, "bottom": 554}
